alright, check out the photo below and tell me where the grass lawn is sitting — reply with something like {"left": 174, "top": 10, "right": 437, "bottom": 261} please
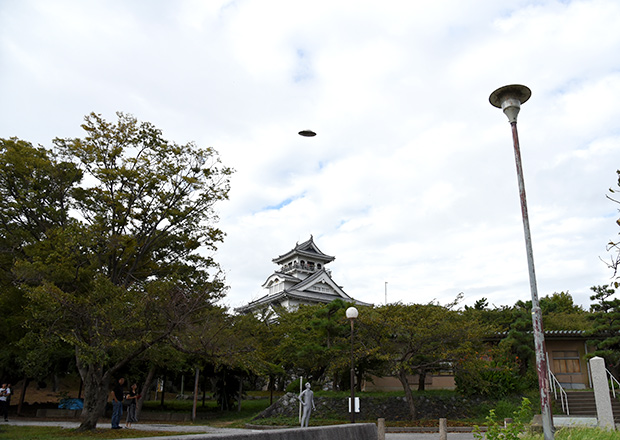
{"left": 521, "top": 428, "right": 620, "bottom": 440}
{"left": 6, "top": 390, "right": 617, "bottom": 438}
{"left": 0, "top": 426, "right": 191, "bottom": 439}
{"left": 0, "top": 394, "right": 275, "bottom": 439}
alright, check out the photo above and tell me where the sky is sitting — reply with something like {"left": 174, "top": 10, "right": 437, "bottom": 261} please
{"left": 2, "top": 0, "right": 620, "bottom": 311}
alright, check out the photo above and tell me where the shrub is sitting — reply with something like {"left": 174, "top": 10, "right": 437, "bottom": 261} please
{"left": 455, "top": 350, "right": 534, "bottom": 397}
{"left": 473, "top": 397, "right": 532, "bottom": 440}
{"left": 285, "top": 378, "right": 302, "bottom": 393}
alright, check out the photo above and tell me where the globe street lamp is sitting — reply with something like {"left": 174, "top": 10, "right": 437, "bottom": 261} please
{"left": 489, "top": 85, "right": 554, "bottom": 440}
{"left": 345, "top": 306, "right": 358, "bottom": 423}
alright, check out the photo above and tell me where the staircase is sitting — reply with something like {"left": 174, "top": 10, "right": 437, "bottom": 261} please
{"left": 558, "top": 391, "right": 620, "bottom": 422}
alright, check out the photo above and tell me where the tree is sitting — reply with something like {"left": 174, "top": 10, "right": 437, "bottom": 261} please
{"left": 270, "top": 302, "right": 350, "bottom": 383}
{"left": 0, "top": 138, "right": 81, "bottom": 396}
{"left": 465, "top": 292, "right": 591, "bottom": 380}
{"left": 587, "top": 285, "right": 620, "bottom": 379}
{"left": 540, "top": 291, "right": 591, "bottom": 331}
{"left": 603, "top": 169, "right": 620, "bottom": 277}
{"left": 5, "top": 112, "right": 232, "bottom": 430}
{"left": 361, "top": 300, "right": 485, "bottom": 420}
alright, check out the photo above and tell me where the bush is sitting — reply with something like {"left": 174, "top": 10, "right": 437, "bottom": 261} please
{"left": 455, "top": 352, "right": 534, "bottom": 397}
{"left": 285, "top": 378, "right": 302, "bottom": 393}
{"left": 473, "top": 397, "right": 532, "bottom": 440}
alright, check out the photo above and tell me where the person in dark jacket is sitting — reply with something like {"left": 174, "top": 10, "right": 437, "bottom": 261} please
{"left": 110, "top": 377, "right": 125, "bottom": 429}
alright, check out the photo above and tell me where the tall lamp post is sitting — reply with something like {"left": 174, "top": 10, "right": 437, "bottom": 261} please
{"left": 346, "top": 306, "right": 358, "bottom": 423}
{"left": 489, "top": 85, "right": 554, "bottom": 440}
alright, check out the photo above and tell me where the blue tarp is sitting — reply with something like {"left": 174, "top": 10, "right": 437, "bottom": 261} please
{"left": 58, "top": 398, "right": 84, "bottom": 410}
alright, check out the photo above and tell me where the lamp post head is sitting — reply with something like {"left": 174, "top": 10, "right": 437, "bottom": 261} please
{"left": 489, "top": 84, "right": 531, "bottom": 123}
{"left": 346, "top": 307, "right": 358, "bottom": 320}
{"left": 298, "top": 130, "right": 316, "bottom": 137}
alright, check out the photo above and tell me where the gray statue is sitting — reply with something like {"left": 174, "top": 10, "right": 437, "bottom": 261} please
{"left": 297, "top": 382, "right": 315, "bottom": 427}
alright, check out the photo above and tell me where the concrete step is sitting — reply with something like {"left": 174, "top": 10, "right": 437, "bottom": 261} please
{"left": 557, "top": 391, "right": 620, "bottom": 421}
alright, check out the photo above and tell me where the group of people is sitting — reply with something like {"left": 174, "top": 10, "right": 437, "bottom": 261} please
{"left": 0, "top": 383, "right": 11, "bottom": 422}
{"left": 110, "top": 377, "right": 141, "bottom": 429}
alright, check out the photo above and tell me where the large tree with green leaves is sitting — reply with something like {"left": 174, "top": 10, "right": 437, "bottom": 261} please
{"left": 360, "top": 299, "right": 485, "bottom": 420}
{"left": 277, "top": 301, "right": 354, "bottom": 383}
{"left": 2, "top": 112, "right": 232, "bottom": 430}
{"left": 0, "top": 138, "right": 81, "bottom": 390}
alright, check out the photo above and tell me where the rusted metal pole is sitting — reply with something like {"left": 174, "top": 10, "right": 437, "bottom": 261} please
{"left": 510, "top": 120, "right": 554, "bottom": 440}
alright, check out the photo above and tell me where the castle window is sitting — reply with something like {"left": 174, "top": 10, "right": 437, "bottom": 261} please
{"left": 269, "top": 279, "right": 284, "bottom": 295}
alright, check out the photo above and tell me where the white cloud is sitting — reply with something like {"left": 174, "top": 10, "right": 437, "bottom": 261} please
{"left": 2, "top": 0, "right": 620, "bottom": 311}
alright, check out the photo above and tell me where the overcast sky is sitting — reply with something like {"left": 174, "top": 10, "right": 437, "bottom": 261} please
{"left": 2, "top": 0, "right": 620, "bottom": 311}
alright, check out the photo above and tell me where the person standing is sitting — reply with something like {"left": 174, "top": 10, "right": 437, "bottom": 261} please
{"left": 297, "top": 382, "right": 315, "bottom": 427}
{"left": 125, "top": 383, "right": 140, "bottom": 428}
{"left": 0, "top": 383, "right": 9, "bottom": 421}
{"left": 110, "top": 377, "right": 125, "bottom": 429}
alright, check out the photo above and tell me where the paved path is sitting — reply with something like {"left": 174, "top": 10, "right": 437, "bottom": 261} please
{"left": 3, "top": 420, "right": 481, "bottom": 439}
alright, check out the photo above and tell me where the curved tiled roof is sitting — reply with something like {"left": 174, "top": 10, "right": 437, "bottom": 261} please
{"left": 272, "top": 235, "right": 335, "bottom": 264}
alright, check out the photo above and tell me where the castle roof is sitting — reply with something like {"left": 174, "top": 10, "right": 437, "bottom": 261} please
{"left": 272, "top": 235, "right": 335, "bottom": 265}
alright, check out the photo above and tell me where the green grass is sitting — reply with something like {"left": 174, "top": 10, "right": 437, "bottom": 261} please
{"left": 141, "top": 397, "right": 274, "bottom": 428}
{"left": 522, "top": 428, "right": 620, "bottom": 440}
{"left": 0, "top": 389, "right": 580, "bottom": 437}
{"left": 0, "top": 397, "right": 275, "bottom": 438}
{"left": 0, "top": 426, "right": 190, "bottom": 439}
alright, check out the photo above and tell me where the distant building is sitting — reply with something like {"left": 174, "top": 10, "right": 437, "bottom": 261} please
{"left": 236, "top": 235, "right": 371, "bottom": 317}
{"left": 363, "top": 330, "right": 597, "bottom": 392}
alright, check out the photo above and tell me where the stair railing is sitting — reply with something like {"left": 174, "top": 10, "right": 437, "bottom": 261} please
{"left": 606, "top": 368, "right": 620, "bottom": 399}
{"left": 548, "top": 368, "right": 569, "bottom": 415}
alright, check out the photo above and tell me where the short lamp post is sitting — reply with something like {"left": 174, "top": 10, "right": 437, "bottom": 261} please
{"left": 345, "top": 306, "right": 358, "bottom": 423}
{"left": 489, "top": 85, "right": 554, "bottom": 440}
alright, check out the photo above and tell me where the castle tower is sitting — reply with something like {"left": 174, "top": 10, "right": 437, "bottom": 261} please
{"left": 236, "top": 235, "right": 371, "bottom": 317}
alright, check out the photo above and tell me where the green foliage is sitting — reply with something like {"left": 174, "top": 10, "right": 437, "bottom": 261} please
{"left": 268, "top": 300, "right": 353, "bottom": 383}
{"left": 285, "top": 378, "right": 302, "bottom": 393}
{"left": 587, "top": 285, "right": 620, "bottom": 378}
{"left": 522, "top": 427, "right": 620, "bottom": 440}
{"left": 0, "top": 112, "right": 232, "bottom": 429}
{"left": 473, "top": 397, "right": 532, "bottom": 440}
{"left": 455, "top": 347, "right": 533, "bottom": 397}
{"left": 360, "top": 297, "right": 486, "bottom": 419}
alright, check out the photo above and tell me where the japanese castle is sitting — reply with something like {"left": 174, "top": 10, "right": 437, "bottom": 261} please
{"left": 236, "top": 236, "right": 371, "bottom": 316}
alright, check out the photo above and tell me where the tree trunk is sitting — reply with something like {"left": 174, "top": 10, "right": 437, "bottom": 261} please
{"left": 397, "top": 368, "right": 417, "bottom": 420}
{"left": 17, "top": 377, "right": 30, "bottom": 416}
{"left": 192, "top": 368, "right": 200, "bottom": 421}
{"left": 160, "top": 372, "right": 166, "bottom": 408}
{"left": 356, "top": 370, "right": 363, "bottom": 392}
{"left": 137, "top": 365, "right": 157, "bottom": 419}
{"left": 417, "top": 368, "right": 426, "bottom": 391}
{"left": 77, "top": 364, "right": 110, "bottom": 431}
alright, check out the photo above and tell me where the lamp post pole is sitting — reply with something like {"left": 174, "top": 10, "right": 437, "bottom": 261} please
{"left": 346, "top": 307, "right": 358, "bottom": 423}
{"left": 489, "top": 85, "right": 554, "bottom": 440}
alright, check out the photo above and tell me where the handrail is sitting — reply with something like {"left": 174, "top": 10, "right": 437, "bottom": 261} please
{"left": 606, "top": 368, "right": 620, "bottom": 398}
{"left": 548, "top": 366, "right": 569, "bottom": 415}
